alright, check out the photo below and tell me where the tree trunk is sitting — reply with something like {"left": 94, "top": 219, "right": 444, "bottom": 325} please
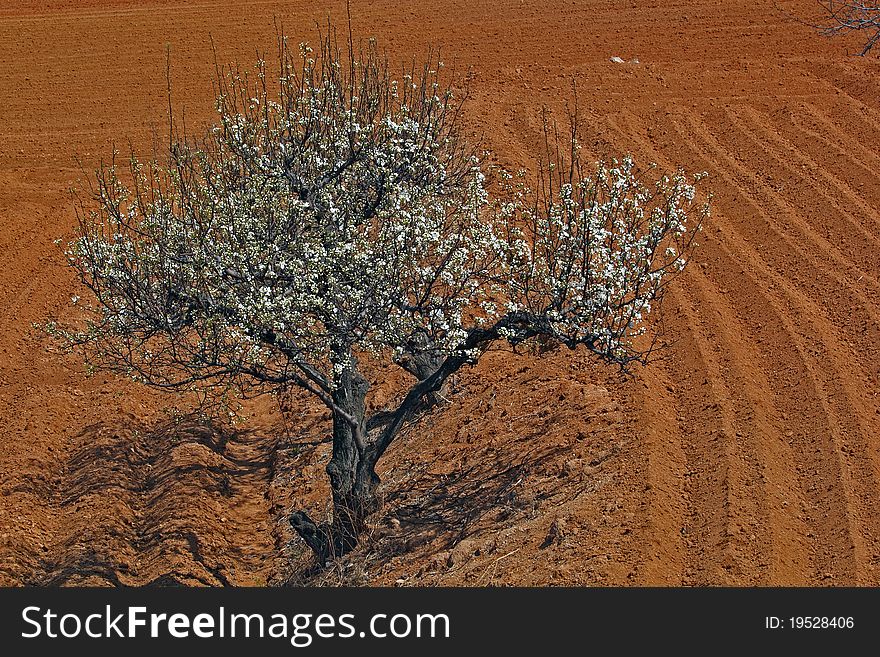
{"left": 289, "top": 358, "right": 381, "bottom": 565}
{"left": 395, "top": 329, "right": 446, "bottom": 406}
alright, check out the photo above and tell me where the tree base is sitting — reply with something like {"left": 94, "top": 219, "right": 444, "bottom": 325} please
{"left": 289, "top": 508, "right": 366, "bottom": 566}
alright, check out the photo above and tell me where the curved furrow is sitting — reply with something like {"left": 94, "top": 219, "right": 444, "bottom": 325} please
{"left": 608, "top": 104, "right": 878, "bottom": 380}
{"left": 726, "top": 104, "right": 880, "bottom": 256}
{"left": 599, "top": 111, "right": 772, "bottom": 583}
{"left": 825, "top": 88, "right": 880, "bottom": 136}
{"left": 695, "top": 240, "right": 863, "bottom": 582}
{"left": 625, "top": 365, "right": 689, "bottom": 584}
{"left": 666, "top": 113, "right": 880, "bottom": 583}
{"left": 603, "top": 110, "right": 815, "bottom": 583}
{"left": 804, "top": 102, "right": 880, "bottom": 172}
{"left": 671, "top": 112, "right": 880, "bottom": 380}
{"left": 668, "top": 281, "right": 768, "bottom": 585}
{"left": 788, "top": 103, "right": 880, "bottom": 213}
{"left": 608, "top": 110, "right": 784, "bottom": 584}
{"left": 682, "top": 266, "right": 815, "bottom": 583}
{"left": 572, "top": 112, "right": 718, "bottom": 584}
{"left": 534, "top": 111, "right": 695, "bottom": 583}
{"left": 683, "top": 111, "right": 880, "bottom": 297}
{"left": 698, "top": 229, "right": 880, "bottom": 583}
{"left": 604, "top": 107, "right": 880, "bottom": 583}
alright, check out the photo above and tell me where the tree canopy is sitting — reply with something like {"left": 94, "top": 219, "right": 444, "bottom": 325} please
{"left": 53, "top": 27, "right": 709, "bottom": 563}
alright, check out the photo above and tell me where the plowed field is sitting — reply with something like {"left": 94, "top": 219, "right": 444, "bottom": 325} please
{"left": 1, "top": 0, "right": 878, "bottom": 586}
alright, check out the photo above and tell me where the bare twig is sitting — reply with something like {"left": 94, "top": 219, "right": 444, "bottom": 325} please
{"left": 779, "top": 1, "right": 880, "bottom": 55}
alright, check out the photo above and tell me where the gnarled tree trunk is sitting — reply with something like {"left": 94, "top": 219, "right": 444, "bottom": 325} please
{"left": 289, "top": 360, "right": 381, "bottom": 565}
{"left": 288, "top": 336, "right": 448, "bottom": 566}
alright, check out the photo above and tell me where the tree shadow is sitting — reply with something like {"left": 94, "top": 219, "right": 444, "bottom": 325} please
{"left": 25, "top": 414, "right": 279, "bottom": 587}
{"left": 283, "top": 426, "right": 604, "bottom": 585}
{"left": 378, "top": 437, "right": 573, "bottom": 558}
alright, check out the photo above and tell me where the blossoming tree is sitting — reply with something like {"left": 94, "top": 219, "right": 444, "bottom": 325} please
{"left": 57, "top": 29, "right": 708, "bottom": 565}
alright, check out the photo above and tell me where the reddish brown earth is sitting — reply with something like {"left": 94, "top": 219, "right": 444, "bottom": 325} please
{"left": 1, "top": 0, "right": 878, "bottom": 586}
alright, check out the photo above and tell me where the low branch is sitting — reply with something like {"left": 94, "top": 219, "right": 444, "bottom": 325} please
{"left": 366, "top": 311, "right": 537, "bottom": 462}
{"left": 289, "top": 511, "right": 331, "bottom": 564}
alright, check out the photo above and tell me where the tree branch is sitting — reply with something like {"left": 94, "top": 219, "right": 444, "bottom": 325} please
{"left": 366, "top": 311, "right": 537, "bottom": 462}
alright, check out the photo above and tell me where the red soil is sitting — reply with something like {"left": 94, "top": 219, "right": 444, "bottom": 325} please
{"left": 1, "top": 0, "right": 878, "bottom": 586}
